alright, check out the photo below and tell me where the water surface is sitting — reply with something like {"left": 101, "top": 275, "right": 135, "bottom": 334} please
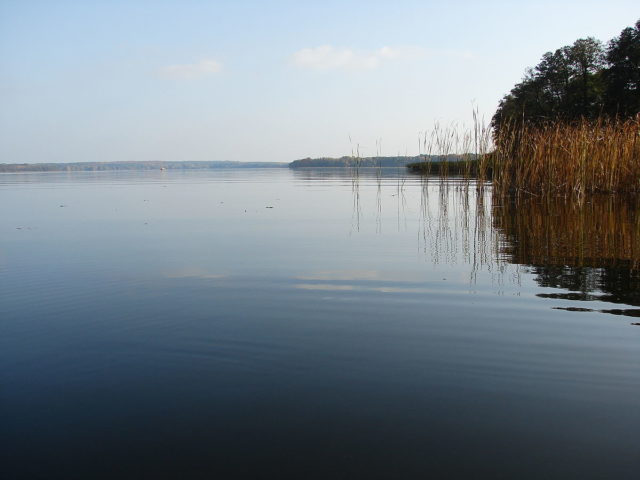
{"left": 1, "top": 169, "right": 639, "bottom": 479}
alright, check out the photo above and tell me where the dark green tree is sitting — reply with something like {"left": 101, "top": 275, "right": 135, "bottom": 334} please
{"left": 604, "top": 20, "right": 640, "bottom": 116}
{"left": 564, "top": 38, "right": 606, "bottom": 117}
{"left": 489, "top": 23, "right": 640, "bottom": 135}
{"left": 492, "top": 38, "right": 606, "bottom": 133}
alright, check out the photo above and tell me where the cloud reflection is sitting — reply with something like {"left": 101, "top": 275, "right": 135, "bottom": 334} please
{"left": 164, "top": 268, "right": 226, "bottom": 280}
{"left": 294, "top": 283, "right": 439, "bottom": 294}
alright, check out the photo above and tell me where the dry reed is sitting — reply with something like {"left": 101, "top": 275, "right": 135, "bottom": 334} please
{"left": 410, "top": 114, "right": 640, "bottom": 197}
{"left": 491, "top": 116, "right": 640, "bottom": 196}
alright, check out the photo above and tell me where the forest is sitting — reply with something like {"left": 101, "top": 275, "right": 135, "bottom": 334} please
{"left": 492, "top": 20, "right": 640, "bottom": 133}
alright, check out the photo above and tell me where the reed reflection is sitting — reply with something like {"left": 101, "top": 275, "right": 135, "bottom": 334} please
{"left": 346, "top": 170, "right": 640, "bottom": 318}
{"left": 492, "top": 194, "right": 640, "bottom": 317}
{"left": 418, "top": 180, "right": 501, "bottom": 279}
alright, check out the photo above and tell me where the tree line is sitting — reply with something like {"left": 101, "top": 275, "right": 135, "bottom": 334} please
{"left": 0, "top": 161, "right": 287, "bottom": 172}
{"left": 492, "top": 20, "right": 640, "bottom": 133}
{"left": 289, "top": 155, "right": 469, "bottom": 168}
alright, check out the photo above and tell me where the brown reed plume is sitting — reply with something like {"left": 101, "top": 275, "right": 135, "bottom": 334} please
{"left": 491, "top": 116, "right": 640, "bottom": 196}
{"left": 411, "top": 109, "right": 494, "bottom": 185}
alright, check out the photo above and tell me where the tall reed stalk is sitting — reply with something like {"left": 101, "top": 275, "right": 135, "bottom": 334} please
{"left": 412, "top": 110, "right": 494, "bottom": 185}
{"left": 491, "top": 116, "right": 640, "bottom": 196}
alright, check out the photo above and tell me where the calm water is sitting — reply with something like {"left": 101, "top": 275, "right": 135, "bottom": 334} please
{"left": 1, "top": 168, "right": 639, "bottom": 479}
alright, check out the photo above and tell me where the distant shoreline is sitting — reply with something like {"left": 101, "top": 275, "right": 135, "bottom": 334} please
{"left": 1, "top": 155, "right": 470, "bottom": 173}
{"left": 0, "top": 161, "right": 288, "bottom": 173}
{"left": 288, "top": 155, "right": 468, "bottom": 169}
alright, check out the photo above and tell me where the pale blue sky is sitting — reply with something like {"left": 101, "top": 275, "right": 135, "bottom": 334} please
{"left": 0, "top": 1, "right": 636, "bottom": 163}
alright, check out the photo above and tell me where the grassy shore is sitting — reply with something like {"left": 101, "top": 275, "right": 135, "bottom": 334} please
{"left": 491, "top": 116, "right": 640, "bottom": 196}
{"left": 407, "top": 116, "right": 640, "bottom": 196}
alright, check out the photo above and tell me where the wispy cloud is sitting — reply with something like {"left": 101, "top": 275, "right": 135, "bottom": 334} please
{"left": 291, "top": 46, "right": 424, "bottom": 71}
{"left": 161, "top": 59, "right": 223, "bottom": 79}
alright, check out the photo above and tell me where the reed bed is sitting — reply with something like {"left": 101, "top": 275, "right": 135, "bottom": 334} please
{"left": 491, "top": 116, "right": 640, "bottom": 196}
{"left": 409, "top": 115, "right": 640, "bottom": 196}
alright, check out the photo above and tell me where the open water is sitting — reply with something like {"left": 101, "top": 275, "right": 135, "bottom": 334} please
{"left": 1, "top": 168, "right": 639, "bottom": 479}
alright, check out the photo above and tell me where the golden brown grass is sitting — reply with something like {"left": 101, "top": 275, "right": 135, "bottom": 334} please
{"left": 409, "top": 114, "right": 640, "bottom": 196}
{"left": 491, "top": 116, "right": 640, "bottom": 196}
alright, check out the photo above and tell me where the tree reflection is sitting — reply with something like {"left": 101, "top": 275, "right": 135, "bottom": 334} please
{"left": 492, "top": 194, "right": 640, "bottom": 315}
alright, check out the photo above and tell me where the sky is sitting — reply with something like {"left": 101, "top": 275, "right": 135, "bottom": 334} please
{"left": 0, "top": 0, "right": 637, "bottom": 163}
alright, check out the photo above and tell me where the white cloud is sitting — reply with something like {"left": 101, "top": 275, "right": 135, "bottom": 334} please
{"left": 291, "top": 46, "right": 424, "bottom": 71}
{"left": 161, "top": 59, "right": 223, "bottom": 79}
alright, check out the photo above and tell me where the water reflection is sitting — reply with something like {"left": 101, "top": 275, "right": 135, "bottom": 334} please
{"left": 355, "top": 173, "right": 640, "bottom": 320}
{"left": 493, "top": 195, "right": 640, "bottom": 268}
{"left": 415, "top": 181, "right": 512, "bottom": 290}
{"left": 492, "top": 195, "right": 640, "bottom": 317}
{"left": 3, "top": 169, "right": 640, "bottom": 479}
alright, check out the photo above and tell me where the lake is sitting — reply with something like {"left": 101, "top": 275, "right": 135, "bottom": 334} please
{"left": 1, "top": 168, "right": 639, "bottom": 479}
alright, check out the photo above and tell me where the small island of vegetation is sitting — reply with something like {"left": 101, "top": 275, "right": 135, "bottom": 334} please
{"left": 289, "top": 155, "right": 468, "bottom": 169}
